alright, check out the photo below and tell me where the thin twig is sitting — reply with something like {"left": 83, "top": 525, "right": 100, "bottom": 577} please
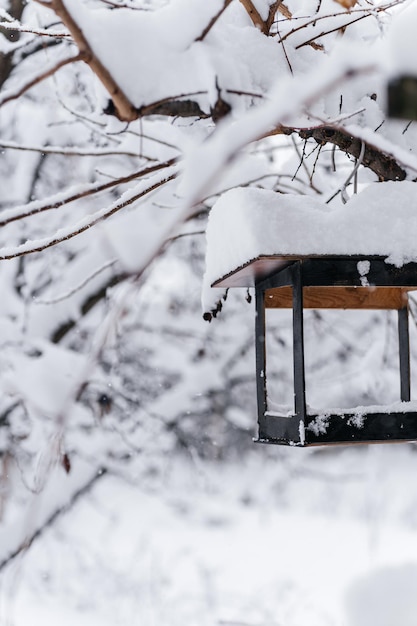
{"left": 0, "top": 171, "right": 178, "bottom": 260}
{"left": 0, "top": 52, "right": 85, "bottom": 107}
{"left": 167, "top": 230, "right": 205, "bottom": 242}
{"left": 0, "top": 140, "right": 142, "bottom": 158}
{"left": 125, "top": 130, "right": 179, "bottom": 151}
{"left": 402, "top": 121, "right": 412, "bottom": 135}
{"left": 275, "top": 12, "right": 293, "bottom": 73}
{"left": 0, "top": 158, "right": 177, "bottom": 227}
{"left": 295, "top": 13, "right": 377, "bottom": 49}
{"left": 99, "top": 0, "right": 150, "bottom": 8}
{"left": 0, "top": 469, "right": 107, "bottom": 572}
{"left": 195, "top": 0, "right": 233, "bottom": 41}
{"left": 56, "top": 98, "right": 108, "bottom": 129}
{"left": 34, "top": 259, "right": 118, "bottom": 305}
{"left": 310, "top": 143, "right": 323, "bottom": 186}
{"left": 331, "top": 144, "right": 336, "bottom": 172}
{"left": 265, "top": 1, "right": 285, "bottom": 34}
{"left": 225, "top": 88, "right": 263, "bottom": 99}
{"left": 0, "top": 20, "right": 70, "bottom": 38}
{"left": 278, "top": 1, "right": 404, "bottom": 44}
{"left": 326, "top": 139, "right": 365, "bottom": 204}
{"left": 291, "top": 136, "right": 321, "bottom": 192}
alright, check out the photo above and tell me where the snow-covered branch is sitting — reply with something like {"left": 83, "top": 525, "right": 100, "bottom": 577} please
{"left": 0, "top": 167, "right": 178, "bottom": 259}
{"left": 34, "top": 0, "right": 138, "bottom": 121}
{"left": 0, "top": 139, "right": 141, "bottom": 158}
{"left": 0, "top": 159, "right": 177, "bottom": 227}
{"left": 2, "top": 3, "right": 417, "bottom": 597}
{"left": 0, "top": 52, "right": 85, "bottom": 107}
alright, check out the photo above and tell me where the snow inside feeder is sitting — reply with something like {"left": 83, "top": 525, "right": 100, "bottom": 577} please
{"left": 204, "top": 183, "right": 417, "bottom": 446}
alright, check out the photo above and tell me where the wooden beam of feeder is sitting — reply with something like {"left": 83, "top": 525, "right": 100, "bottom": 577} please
{"left": 264, "top": 286, "right": 415, "bottom": 310}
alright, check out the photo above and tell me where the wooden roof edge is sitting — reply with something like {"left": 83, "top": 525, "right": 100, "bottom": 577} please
{"left": 211, "top": 254, "right": 387, "bottom": 289}
{"left": 211, "top": 256, "right": 293, "bottom": 288}
{"left": 211, "top": 254, "right": 417, "bottom": 289}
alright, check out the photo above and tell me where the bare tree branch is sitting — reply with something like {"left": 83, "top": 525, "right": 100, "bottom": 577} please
{"left": 265, "top": 1, "right": 292, "bottom": 34}
{"left": 0, "top": 19, "right": 70, "bottom": 38}
{"left": 0, "top": 158, "right": 177, "bottom": 227}
{"left": 0, "top": 468, "right": 107, "bottom": 571}
{"left": 51, "top": 273, "right": 129, "bottom": 343}
{"left": 0, "top": 139, "right": 144, "bottom": 158}
{"left": 34, "top": 0, "right": 138, "bottom": 121}
{"left": 238, "top": 0, "right": 291, "bottom": 34}
{"left": 0, "top": 170, "right": 177, "bottom": 260}
{"left": 195, "top": 0, "right": 233, "bottom": 42}
{"left": 237, "top": 0, "right": 265, "bottom": 31}
{"left": 34, "top": 259, "right": 118, "bottom": 305}
{"left": 278, "top": 1, "right": 401, "bottom": 44}
{"left": 266, "top": 124, "right": 406, "bottom": 182}
{"left": 0, "top": 52, "right": 85, "bottom": 107}
{"left": 297, "top": 126, "right": 406, "bottom": 181}
{"left": 295, "top": 12, "right": 388, "bottom": 49}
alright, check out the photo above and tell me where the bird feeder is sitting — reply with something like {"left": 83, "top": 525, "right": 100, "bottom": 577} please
{"left": 204, "top": 184, "right": 417, "bottom": 446}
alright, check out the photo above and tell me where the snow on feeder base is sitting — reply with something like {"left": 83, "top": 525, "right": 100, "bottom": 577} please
{"left": 204, "top": 185, "right": 417, "bottom": 447}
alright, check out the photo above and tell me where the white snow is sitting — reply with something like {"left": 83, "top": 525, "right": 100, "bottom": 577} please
{"left": 0, "top": 165, "right": 178, "bottom": 262}
{"left": 203, "top": 182, "right": 417, "bottom": 306}
{"left": 62, "top": 0, "right": 281, "bottom": 112}
{"left": 4, "top": 451, "right": 417, "bottom": 626}
{"left": 3, "top": 342, "right": 87, "bottom": 416}
{"left": 388, "top": 3, "right": 417, "bottom": 77}
{"left": 181, "top": 37, "right": 383, "bottom": 206}
{"left": 346, "top": 563, "right": 417, "bottom": 626}
{"left": 5, "top": 3, "right": 417, "bottom": 626}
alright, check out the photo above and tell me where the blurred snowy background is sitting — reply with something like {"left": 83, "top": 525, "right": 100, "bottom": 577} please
{"left": 2, "top": 0, "right": 417, "bottom": 624}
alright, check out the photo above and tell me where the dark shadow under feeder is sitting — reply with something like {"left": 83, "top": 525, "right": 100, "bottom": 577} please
{"left": 214, "top": 255, "right": 417, "bottom": 446}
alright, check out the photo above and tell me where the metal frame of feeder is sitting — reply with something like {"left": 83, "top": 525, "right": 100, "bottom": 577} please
{"left": 251, "top": 257, "right": 417, "bottom": 446}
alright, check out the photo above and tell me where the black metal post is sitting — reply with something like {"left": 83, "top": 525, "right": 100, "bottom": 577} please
{"left": 398, "top": 304, "right": 411, "bottom": 402}
{"left": 255, "top": 285, "right": 267, "bottom": 432}
{"left": 293, "top": 262, "right": 307, "bottom": 441}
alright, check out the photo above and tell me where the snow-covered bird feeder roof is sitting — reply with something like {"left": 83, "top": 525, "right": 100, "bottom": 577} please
{"left": 204, "top": 182, "right": 417, "bottom": 446}
{"left": 204, "top": 182, "right": 417, "bottom": 292}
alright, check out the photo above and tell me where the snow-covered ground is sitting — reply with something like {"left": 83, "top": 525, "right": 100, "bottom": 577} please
{"left": 2, "top": 444, "right": 417, "bottom": 625}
